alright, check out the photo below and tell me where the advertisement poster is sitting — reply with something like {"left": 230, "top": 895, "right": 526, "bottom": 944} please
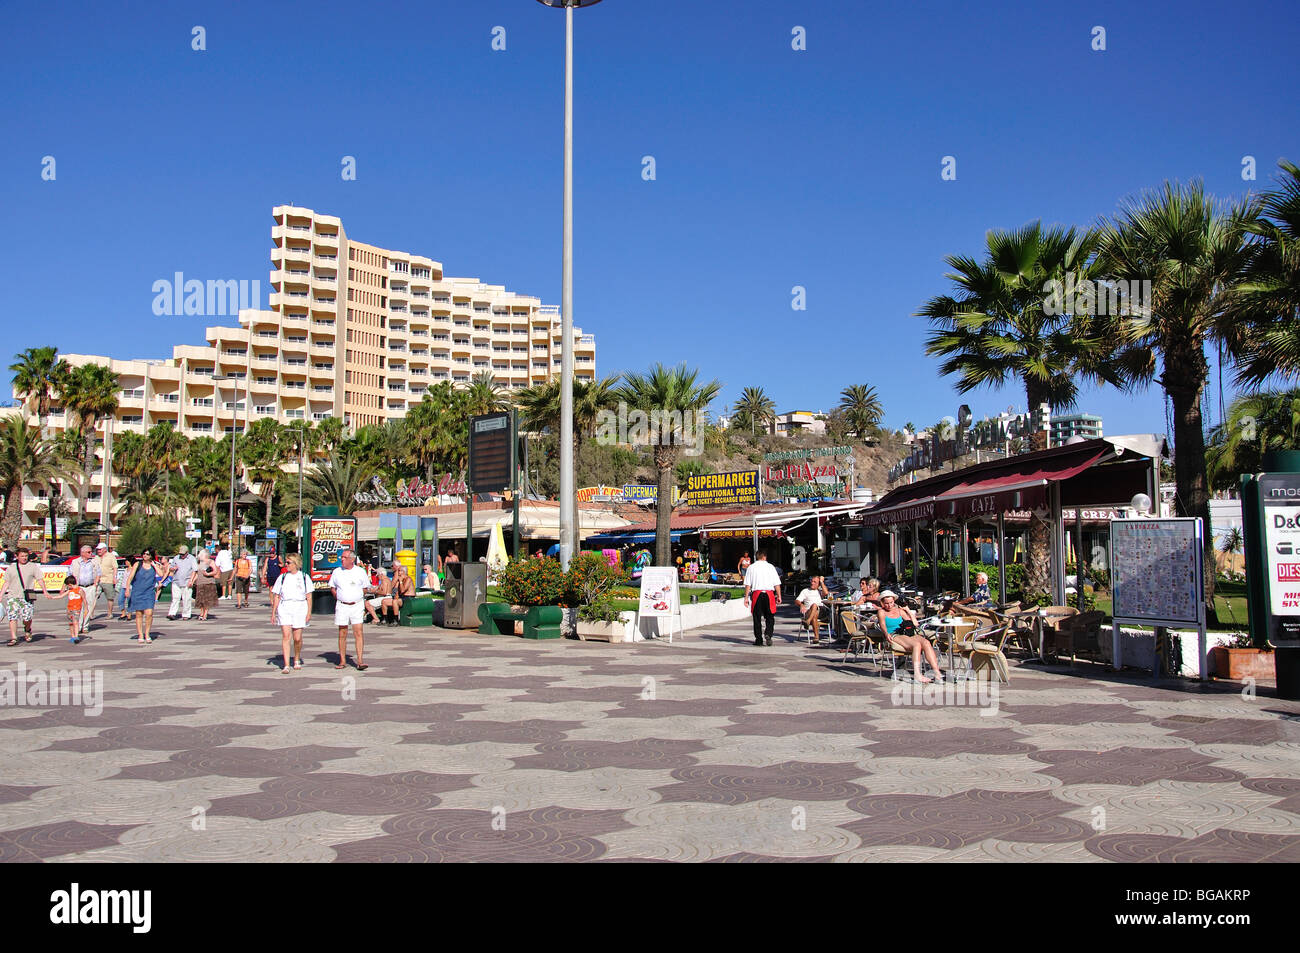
{"left": 1109, "top": 518, "right": 1203, "bottom": 626}
{"left": 1261, "top": 474, "right": 1300, "bottom": 643}
{"left": 637, "top": 566, "right": 679, "bottom": 618}
{"left": 686, "top": 469, "right": 759, "bottom": 508}
{"left": 309, "top": 517, "right": 356, "bottom": 587}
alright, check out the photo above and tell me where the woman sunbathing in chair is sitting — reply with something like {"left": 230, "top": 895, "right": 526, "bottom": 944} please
{"left": 876, "top": 590, "right": 946, "bottom": 683}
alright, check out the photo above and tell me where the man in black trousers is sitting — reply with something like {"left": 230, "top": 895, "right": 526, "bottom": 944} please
{"left": 742, "top": 550, "right": 782, "bottom": 646}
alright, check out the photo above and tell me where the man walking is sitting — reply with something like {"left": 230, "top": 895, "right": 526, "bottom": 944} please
{"left": 215, "top": 544, "right": 234, "bottom": 600}
{"left": 168, "top": 545, "right": 197, "bottom": 620}
{"left": 95, "top": 542, "right": 117, "bottom": 623}
{"left": 329, "top": 548, "right": 371, "bottom": 670}
{"left": 68, "top": 544, "right": 102, "bottom": 634}
{"left": 743, "top": 549, "right": 782, "bottom": 647}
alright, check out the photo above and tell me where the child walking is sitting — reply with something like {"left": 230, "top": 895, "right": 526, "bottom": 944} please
{"left": 48, "top": 575, "right": 87, "bottom": 644}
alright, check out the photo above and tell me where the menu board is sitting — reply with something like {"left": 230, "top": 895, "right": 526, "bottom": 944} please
{"left": 637, "top": 566, "right": 680, "bottom": 618}
{"left": 1109, "top": 518, "right": 1203, "bottom": 625}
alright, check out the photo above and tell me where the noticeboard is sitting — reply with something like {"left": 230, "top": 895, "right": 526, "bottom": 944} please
{"left": 685, "top": 469, "right": 759, "bottom": 508}
{"left": 469, "top": 412, "right": 512, "bottom": 493}
{"left": 1109, "top": 518, "right": 1204, "bottom": 627}
{"left": 1260, "top": 473, "right": 1300, "bottom": 643}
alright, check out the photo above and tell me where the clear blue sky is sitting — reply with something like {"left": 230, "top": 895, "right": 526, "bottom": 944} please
{"left": 2, "top": 0, "right": 1296, "bottom": 441}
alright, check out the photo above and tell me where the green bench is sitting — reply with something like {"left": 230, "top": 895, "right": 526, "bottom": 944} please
{"left": 398, "top": 593, "right": 440, "bottom": 627}
{"left": 477, "top": 603, "right": 563, "bottom": 639}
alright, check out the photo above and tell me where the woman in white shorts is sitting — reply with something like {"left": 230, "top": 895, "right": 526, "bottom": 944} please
{"left": 270, "top": 554, "right": 311, "bottom": 673}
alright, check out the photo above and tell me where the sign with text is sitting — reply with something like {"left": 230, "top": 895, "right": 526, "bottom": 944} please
{"left": 307, "top": 517, "right": 356, "bottom": 587}
{"left": 354, "top": 473, "right": 468, "bottom": 508}
{"left": 1110, "top": 518, "right": 1203, "bottom": 626}
{"left": 468, "top": 412, "right": 512, "bottom": 493}
{"left": 1261, "top": 473, "right": 1300, "bottom": 643}
{"left": 686, "top": 470, "right": 759, "bottom": 508}
{"left": 637, "top": 566, "right": 680, "bottom": 618}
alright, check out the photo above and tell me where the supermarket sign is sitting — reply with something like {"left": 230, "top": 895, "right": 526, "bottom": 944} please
{"left": 686, "top": 470, "right": 759, "bottom": 508}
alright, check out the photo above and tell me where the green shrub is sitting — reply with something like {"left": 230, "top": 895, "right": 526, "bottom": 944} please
{"left": 497, "top": 556, "right": 567, "bottom": 607}
{"left": 565, "top": 551, "right": 625, "bottom": 607}
{"left": 117, "top": 516, "right": 186, "bottom": 557}
{"left": 577, "top": 594, "right": 625, "bottom": 623}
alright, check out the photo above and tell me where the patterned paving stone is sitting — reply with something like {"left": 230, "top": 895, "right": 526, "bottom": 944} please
{"left": 3, "top": 605, "right": 1299, "bottom": 862}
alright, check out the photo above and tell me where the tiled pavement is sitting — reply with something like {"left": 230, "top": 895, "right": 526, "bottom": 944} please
{"left": 2, "top": 598, "right": 1299, "bottom": 862}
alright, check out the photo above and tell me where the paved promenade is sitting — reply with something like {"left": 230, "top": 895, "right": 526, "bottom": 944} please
{"left": 2, "top": 598, "right": 1299, "bottom": 862}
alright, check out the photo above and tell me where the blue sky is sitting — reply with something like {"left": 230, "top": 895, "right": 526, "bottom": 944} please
{"left": 2, "top": 0, "right": 1297, "bottom": 441}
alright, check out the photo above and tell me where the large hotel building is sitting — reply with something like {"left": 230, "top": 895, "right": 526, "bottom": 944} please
{"left": 8, "top": 205, "right": 596, "bottom": 529}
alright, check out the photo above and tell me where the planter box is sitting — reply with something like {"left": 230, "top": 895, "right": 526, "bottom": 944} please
{"left": 575, "top": 612, "right": 637, "bottom": 643}
{"left": 1210, "top": 646, "right": 1275, "bottom": 681}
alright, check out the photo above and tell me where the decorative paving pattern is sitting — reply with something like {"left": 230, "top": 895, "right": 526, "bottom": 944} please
{"left": 1, "top": 601, "right": 1299, "bottom": 861}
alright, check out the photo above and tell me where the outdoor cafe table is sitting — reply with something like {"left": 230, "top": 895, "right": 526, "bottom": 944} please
{"left": 928, "top": 617, "right": 969, "bottom": 680}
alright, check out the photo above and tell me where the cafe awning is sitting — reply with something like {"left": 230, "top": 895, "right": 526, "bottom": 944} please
{"left": 701, "top": 501, "right": 870, "bottom": 537}
{"left": 930, "top": 448, "right": 1106, "bottom": 519}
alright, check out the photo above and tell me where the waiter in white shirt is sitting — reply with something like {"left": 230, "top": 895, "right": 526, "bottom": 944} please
{"left": 329, "top": 548, "right": 372, "bottom": 671}
{"left": 742, "top": 550, "right": 782, "bottom": 646}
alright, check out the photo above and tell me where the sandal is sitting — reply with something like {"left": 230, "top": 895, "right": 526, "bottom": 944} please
{"left": 356, "top": 663, "right": 369, "bottom": 671}
{"left": 334, "top": 662, "right": 346, "bottom": 670}
{"left": 23, "top": 636, "right": 32, "bottom": 643}
{"left": 293, "top": 659, "right": 302, "bottom": 670}
{"left": 5, "top": 639, "right": 16, "bottom": 647}
{"left": 281, "top": 666, "right": 291, "bottom": 674}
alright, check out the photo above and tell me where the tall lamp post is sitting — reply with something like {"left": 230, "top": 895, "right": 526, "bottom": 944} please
{"left": 536, "top": 0, "right": 603, "bottom": 570}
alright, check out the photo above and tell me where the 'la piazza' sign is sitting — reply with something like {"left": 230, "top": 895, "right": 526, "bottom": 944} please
{"left": 354, "top": 474, "right": 467, "bottom": 507}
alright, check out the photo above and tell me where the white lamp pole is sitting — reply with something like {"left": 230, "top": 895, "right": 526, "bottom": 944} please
{"left": 537, "top": 0, "right": 603, "bottom": 569}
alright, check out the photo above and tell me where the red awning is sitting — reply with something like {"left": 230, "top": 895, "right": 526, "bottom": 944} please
{"left": 932, "top": 449, "right": 1105, "bottom": 518}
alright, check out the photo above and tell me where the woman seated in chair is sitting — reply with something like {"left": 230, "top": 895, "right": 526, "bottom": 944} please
{"left": 876, "top": 590, "right": 946, "bottom": 683}
{"left": 840, "top": 577, "right": 881, "bottom": 631}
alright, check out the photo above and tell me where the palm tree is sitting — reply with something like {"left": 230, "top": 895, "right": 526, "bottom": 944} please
{"left": 514, "top": 374, "right": 620, "bottom": 478}
{"left": 838, "top": 384, "right": 885, "bottom": 440}
{"left": 185, "top": 436, "right": 232, "bottom": 538}
{"left": 302, "top": 453, "right": 370, "bottom": 516}
{"left": 314, "top": 416, "right": 346, "bottom": 455}
{"left": 732, "top": 386, "right": 776, "bottom": 437}
{"left": 1235, "top": 160, "right": 1300, "bottom": 385}
{"left": 116, "top": 471, "right": 169, "bottom": 519}
{"left": 10, "top": 346, "right": 69, "bottom": 434}
{"left": 112, "top": 430, "right": 149, "bottom": 480}
{"left": 58, "top": 362, "right": 120, "bottom": 525}
{"left": 918, "top": 222, "right": 1125, "bottom": 601}
{"left": 145, "top": 421, "right": 188, "bottom": 498}
{"left": 402, "top": 383, "right": 470, "bottom": 479}
{"left": 239, "top": 418, "right": 285, "bottom": 530}
{"left": 616, "top": 363, "right": 721, "bottom": 565}
{"left": 1206, "top": 388, "right": 1300, "bottom": 490}
{"left": 465, "top": 371, "right": 507, "bottom": 416}
{"left": 1096, "top": 181, "right": 1258, "bottom": 618}
{"left": 0, "top": 416, "right": 73, "bottom": 547}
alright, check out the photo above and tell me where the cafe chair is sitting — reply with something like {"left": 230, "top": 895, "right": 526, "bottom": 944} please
{"left": 965, "top": 622, "right": 1013, "bottom": 683}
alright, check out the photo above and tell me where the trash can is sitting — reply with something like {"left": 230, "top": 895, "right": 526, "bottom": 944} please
{"left": 444, "top": 562, "right": 487, "bottom": 629}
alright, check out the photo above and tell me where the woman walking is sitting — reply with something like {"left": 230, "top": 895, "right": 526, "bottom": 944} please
{"left": 2, "top": 548, "right": 50, "bottom": 645}
{"left": 270, "top": 554, "right": 311, "bottom": 673}
{"left": 193, "top": 552, "right": 220, "bottom": 621}
{"left": 124, "top": 548, "right": 163, "bottom": 644}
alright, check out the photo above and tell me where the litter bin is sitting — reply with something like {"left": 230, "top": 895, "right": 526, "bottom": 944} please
{"left": 444, "top": 562, "right": 487, "bottom": 628}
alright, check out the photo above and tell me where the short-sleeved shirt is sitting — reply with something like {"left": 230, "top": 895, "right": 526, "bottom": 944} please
{"left": 98, "top": 552, "right": 118, "bottom": 582}
{"left": 70, "top": 557, "right": 101, "bottom": 587}
{"left": 215, "top": 550, "right": 233, "bottom": 572}
{"left": 272, "top": 571, "right": 309, "bottom": 602}
{"left": 796, "top": 588, "right": 824, "bottom": 608}
{"left": 235, "top": 556, "right": 252, "bottom": 579}
{"left": 171, "top": 555, "right": 197, "bottom": 587}
{"left": 743, "top": 561, "right": 782, "bottom": 592}
{"left": 329, "top": 565, "right": 370, "bottom": 604}
{"left": 971, "top": 582, "right": 991, "bottom": 604}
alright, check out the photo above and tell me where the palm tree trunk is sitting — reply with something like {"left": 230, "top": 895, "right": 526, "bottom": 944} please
{"left": 1022, "top": 385, "right": 1053, "bottom": 603}
{"left": 210, "top": 501, "right": 219, "bottom": 539}
{"left": 1166, "top": 350, "right": 1218, "bottom": 621}
{"left": 79, "top": 424, "right": 94, "bottom": 524}
{"left": 654, "top": 448, "right": 677, "bottom": 566}
{"left": 1, "top": 484, "right": 23, "bottom": 547}
{"left": 264, "top": 484, "right": 274, "bottom": 531}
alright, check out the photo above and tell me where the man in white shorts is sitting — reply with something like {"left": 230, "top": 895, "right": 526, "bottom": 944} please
{"left": 329, "top": 548, "right": 371, "bottom": 670}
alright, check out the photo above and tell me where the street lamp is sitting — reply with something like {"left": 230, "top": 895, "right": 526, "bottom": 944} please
{"left": 212, "top": 375, "right": 247, "bottom": 554}
{"left": 536, "top": 0, "right": 604, "bottom": 570}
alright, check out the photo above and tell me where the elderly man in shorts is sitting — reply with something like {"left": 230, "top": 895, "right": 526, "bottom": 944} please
{"left": 329, "top": 548, "right": 372, "bottom": 671}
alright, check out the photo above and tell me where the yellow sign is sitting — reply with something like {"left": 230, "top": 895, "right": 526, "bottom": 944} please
{"left": 686, "top": 470, "right": 759, "bottom": 508}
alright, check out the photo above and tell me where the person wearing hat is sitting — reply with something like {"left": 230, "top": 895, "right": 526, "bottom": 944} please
{"left": 876, "top": 590, "right": 945, "bottom": 683}
{"left": 95, "top": 542, "right": 118, "bottom": 624}
{"left": 167, "top": 545, "right": 198, "bottom": 621}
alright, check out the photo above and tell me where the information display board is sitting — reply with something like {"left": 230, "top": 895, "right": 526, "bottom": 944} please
{"left": 1109, "top": 517, "right": 1207, "bottom": 679}
{"left": 1110, "top": 518, "right": 1203, "bottom": 625}
{"left": 468, "top": 413, "right": 511, "bottom": 493}
{"left": 1260, "top": 473, "right": 1300, "bottom": 644}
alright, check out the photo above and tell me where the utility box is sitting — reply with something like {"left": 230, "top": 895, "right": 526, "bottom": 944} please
{"left": 444, "top": 561, "right": 487, "bottom": 629}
